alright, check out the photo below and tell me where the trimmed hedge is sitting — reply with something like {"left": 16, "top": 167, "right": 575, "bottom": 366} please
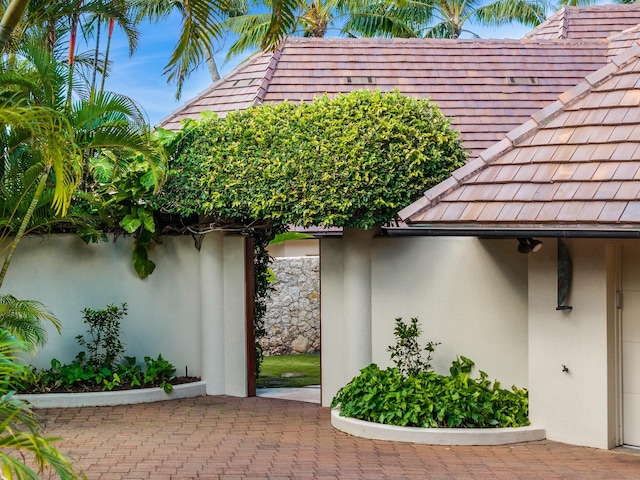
{"left": 156, "top": 89, "right": 467, "bottom": 229}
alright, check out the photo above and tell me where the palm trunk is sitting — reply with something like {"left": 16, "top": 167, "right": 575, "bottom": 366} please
{"left": 91, "top": 15, "right": 103, "bottom": 95}
{"left": 0, "top": 0, "right": 30, "bottom": 51}
{"left": 66, "top": 9, "right": 79, "bottom": 110}
{"left": 0, "top": 165, "right": 50, "bottom": 290}
{"left": 100, "top": 18, "right": 115, "bottom": 92}
{"left": 206, "top": 54, "right": 221, "bottom": 82}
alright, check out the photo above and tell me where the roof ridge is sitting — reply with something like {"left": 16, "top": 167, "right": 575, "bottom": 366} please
{"left": 254, "top": 45, "right": 284, "bottom": 106}
{"left": 398, "top": 41, "right": 640, "bottom": 222}
{"left": 557, "top": 6, "right": 569, "bottom": 40}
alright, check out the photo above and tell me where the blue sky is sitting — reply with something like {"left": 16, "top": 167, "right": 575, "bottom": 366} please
{"left": 102, "top": 14, "right": 533, "bottom": 127}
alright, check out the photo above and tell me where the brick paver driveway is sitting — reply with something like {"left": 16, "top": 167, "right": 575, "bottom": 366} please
{"left": 37, "top": 396, "right": 640, "bottom": 479}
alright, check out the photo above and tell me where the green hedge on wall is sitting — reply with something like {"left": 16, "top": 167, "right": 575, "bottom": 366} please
{"left": 157, "top": 89, "right": 467, "bottom": 229}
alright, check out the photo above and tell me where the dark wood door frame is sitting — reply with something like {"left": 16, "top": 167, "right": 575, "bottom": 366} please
{"left": 245, "top": 236, "right": 257, "bottom": 397}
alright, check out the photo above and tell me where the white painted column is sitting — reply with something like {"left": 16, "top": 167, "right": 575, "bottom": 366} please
{"left": 199, "top": 232, "right": 225, "bottom": 394}
{"left": 222, "top": 235, "right": 248, "bottom": 397}
{"left": 320, "top": 237, "right": 345, "bottom": 406}
{"left": 342, "top": 227, "right": 377, "bottom": 380}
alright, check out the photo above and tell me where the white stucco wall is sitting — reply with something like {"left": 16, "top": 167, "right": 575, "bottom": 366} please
{"left": 320, "top": 235, "right": 529, "bottom": 406}
{"left": 528, "top": 238, "right": 611, "bottom": 449}
{"left": 2, "top": 233, "right": 247, "bottom": 397}
{"left": 371, "top": 237, "right": 529, "bottom": 387}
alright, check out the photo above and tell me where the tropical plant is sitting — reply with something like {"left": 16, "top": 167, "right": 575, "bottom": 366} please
{"left": 23, "top": 353, "right": 179, "bottom": 394}
{"left": 331, "top": 361, "right": 529, "bottom": 428}
{"left": 130, "top": 0, "right": 238, "bottom": 97}
{"left": 0, "top": 329, "right": 84, "bottom": 478}
{"left": 0, "top": 38, "right": 167, "bottom": 284}
{"left": 0, "top": 295, "right": 61, "bottom": 349}
{"left": 157, "top": 89, "right": 466, "bottom": 228}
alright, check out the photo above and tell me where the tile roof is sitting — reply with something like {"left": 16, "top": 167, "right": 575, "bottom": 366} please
{"left": 524, "top": 4, "right": 640, "bottom": 41}
{"left": 399, "top": 38, "right": 640, "bottom": 234}
{"left": 160, "top": 37, "right": 608, "bottom": 160}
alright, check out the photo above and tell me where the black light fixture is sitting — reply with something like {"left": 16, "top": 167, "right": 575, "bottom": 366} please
{"left": 517, "top": 238, "right": 543, "bottom": 254}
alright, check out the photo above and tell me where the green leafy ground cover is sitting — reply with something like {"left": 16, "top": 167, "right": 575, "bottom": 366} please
{"left": 257, "top": 354, "right": 320, "bottom": 388}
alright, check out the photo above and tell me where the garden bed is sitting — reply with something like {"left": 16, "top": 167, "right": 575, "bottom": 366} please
{"left": 19, "top": 380, "right": 207, "bottom": 408}
{"left": 331, "top": 409, "right": 546, "bottom": 446}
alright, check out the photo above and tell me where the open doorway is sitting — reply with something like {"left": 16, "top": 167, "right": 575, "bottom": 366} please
{"left": 251, "top": 238, "right": 321, "bottom": 403}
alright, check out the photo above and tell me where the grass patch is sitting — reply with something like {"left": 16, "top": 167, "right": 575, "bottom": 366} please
{"left": 257, "top": 354, "right": 320, "bottom": 388}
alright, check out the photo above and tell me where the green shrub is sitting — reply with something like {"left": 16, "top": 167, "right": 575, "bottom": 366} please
{"left": 332, "top": 317, "right": 528, "bottom": 428}
{"left": 21, "top": 304, "right": 181, "bottom": 394}
{"left": 76, "top": 303, "right": 127, "bottom": 368}
{"left": 22, "top": 355, "right": 178, "bottom": 394}
{"left": 331, "top": 362, "right": 529, "bottom": 428}
{"left": 156, "top": 89, "right": 467, "bottom": 229}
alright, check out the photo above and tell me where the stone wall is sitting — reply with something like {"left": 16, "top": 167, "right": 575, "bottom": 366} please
{"left": 260, "top": 256, "right": 320, "bottom": 355}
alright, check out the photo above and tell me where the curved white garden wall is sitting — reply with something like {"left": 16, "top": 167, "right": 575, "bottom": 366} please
{"left": 2, "top": 233, "right": 247, "bottom": 397}
{"left": 321, "top": 235, "right": 528, "bottom": 407}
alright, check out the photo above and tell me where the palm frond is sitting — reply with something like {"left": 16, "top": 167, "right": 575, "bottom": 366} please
{"left": 474, "top": 0, "right": 547, "bottom": 27}
{"left": 223, "top": 13, "right": 272, "bottom": 57}
{"left": 261, "top": 0, "right": 302, "bottom": 50}
{"left": 163, "top": 0, "right": 228, "bottom": 98}
{"left": 0, "top": 294, "right": 61, "bottom": 348}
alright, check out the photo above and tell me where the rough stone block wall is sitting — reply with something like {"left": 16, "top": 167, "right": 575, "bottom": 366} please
{"left": 260, "top": 256, "right": 320, "bottom": 355}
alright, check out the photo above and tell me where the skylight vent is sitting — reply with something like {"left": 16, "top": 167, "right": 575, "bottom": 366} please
{"left": 344, "top": 76, "right": 376, "bottom": 85}
{"left": 233, "top": 78, "right": 258, "bottom": 87}
{"left": 506, "top": 76, "right": 540, "bottom": 85}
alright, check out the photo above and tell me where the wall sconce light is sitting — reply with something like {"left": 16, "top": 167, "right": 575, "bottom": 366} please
{"left": 517, "top": 238, "right": 543, "bottom": 254}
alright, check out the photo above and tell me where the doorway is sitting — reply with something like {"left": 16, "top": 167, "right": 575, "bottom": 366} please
{"left": 248, "top": 237, "right": 321, "bottom": 403}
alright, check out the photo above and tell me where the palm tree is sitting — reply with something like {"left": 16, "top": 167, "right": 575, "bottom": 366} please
{"left": 0, "top": 38, "right": 166, "bottom": 288}
{"left": 342, "top": 0, "right": 548, "bottom": 40}
{"left": 0, "top": 330, "right": 83, "bottom": 478}
{"left": 222, "top": 0, "right": 349, "bottom": 58}
{"left": 0, "top": 0, "right": 29, "bottom": 50}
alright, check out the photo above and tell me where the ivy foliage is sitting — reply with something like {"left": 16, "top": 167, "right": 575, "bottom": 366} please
{"left": 156, "top": 89, "right": 467, "bottom": 228}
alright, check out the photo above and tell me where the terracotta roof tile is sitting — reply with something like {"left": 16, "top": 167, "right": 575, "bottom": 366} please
{"left": 594, "top": 182, "right": 622, "bottom": 200}
{"left": 159, "top": 35, "right": 610, "bottom": 160}
{"left": 615, "top": 182, "right": 640, "bottom": 199}
{"left": 401, "top": 28, "right": 640, "bottom": 233}
{"left": 574, "top": 182, "right": 600, "bottom": 200}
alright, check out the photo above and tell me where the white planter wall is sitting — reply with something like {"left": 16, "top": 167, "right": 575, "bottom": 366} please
{"left": 2, "top": 232, "right": 246, "bottom": 397}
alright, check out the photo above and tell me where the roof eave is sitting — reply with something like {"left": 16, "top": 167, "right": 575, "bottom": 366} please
{"left": 386, "top": 224, "right": 640, "bottom": 238}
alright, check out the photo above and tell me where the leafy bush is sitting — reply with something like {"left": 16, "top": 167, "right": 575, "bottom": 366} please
{"left": 76, "top": 303, "right": 127, "bottom": 368}
{"left": 22, "top": 354, "right": 178, "bottom": 394}
{"left": 331, "top": 362, "right": 529, "bottom": 428}
{"left": 332, "top": 317, "right": 529, "bottom": 428}
{"left": 21, "top": 304, "right": 184, "bottom": 394}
